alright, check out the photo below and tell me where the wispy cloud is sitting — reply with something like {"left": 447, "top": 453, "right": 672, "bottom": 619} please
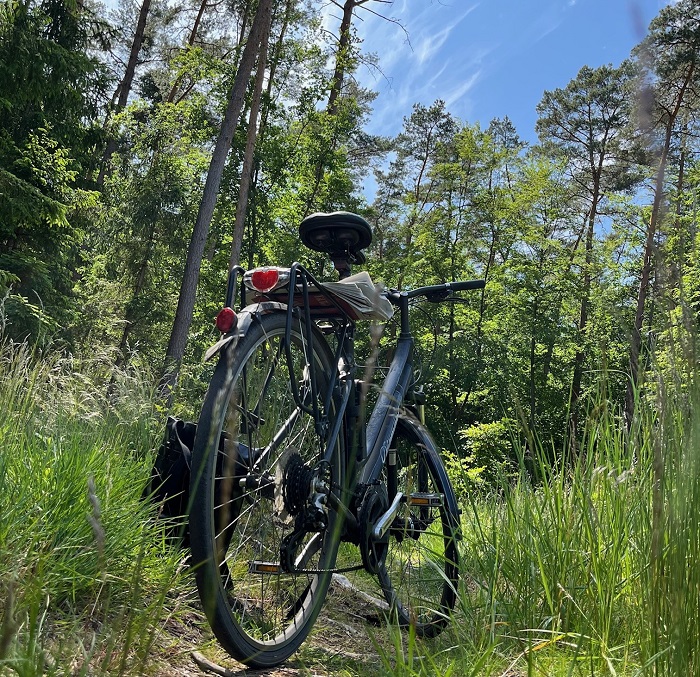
{"left": 530, "top": 4, "right": 566, "bottom": 43}
{"left": 355, "top": 2, "right": 486, "bottom": 134}
{"left": 444, "top": 70, "right": 482, "bottom": 108}
{"left": 413, "top": 6, "right": 480, "bottom": 65}
{"left": 426, "top": 62, "right": 450, "bottom": 90}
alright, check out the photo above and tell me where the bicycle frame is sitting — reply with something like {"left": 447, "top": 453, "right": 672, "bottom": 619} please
{"left": 220, "top": 263, "right": 416, "bottom": 511}
{"left": 215, "top": 263, "right": 485, "bottom": 551}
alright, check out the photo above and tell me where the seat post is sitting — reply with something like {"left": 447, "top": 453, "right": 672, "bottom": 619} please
{"left": 331, "top": 254, "right": 352, "bottom": 280}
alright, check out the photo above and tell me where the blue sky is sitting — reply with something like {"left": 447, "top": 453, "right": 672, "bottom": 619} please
{"left": 346, "top": 0, "right": 671, "bottom": 143}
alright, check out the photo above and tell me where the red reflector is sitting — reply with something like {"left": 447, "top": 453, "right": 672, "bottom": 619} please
{"left": 215, "top": 307, "right": 237, "bottom": 333}
{"left": 250, "top": 268, "right": 280, "bottom": 293}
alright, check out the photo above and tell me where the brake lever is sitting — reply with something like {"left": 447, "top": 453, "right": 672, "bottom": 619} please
{"left": 426, "top": 290, "right": 450, "bottom": 303}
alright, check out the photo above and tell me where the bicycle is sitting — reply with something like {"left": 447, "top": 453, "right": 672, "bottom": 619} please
{"left": 188, "top": 211, "right": 485, "bottom": 668}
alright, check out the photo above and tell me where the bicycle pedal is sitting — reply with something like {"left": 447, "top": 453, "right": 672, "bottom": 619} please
{"left": 407, "top": 492, "right": 443, "bottom": 507}
{"left": 248, "top": 561, "right": 284, "bottom": 575}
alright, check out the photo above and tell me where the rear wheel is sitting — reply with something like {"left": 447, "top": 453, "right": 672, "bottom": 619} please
{"left": 378, "top": 415, "right": 460, "bottom": 635}
{"left": 189, "top": 311, "right": 343, "bottom": 668}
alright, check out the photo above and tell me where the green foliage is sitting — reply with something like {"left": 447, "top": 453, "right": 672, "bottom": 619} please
{"left": 457, "top": 418, "right": 517, "bottom": 486}
{"left": 0, "top": 0, "right": 107, "bottom": 343}
{"left": 441, "top": 446, "right": 485, "bottom": 505}
{"left": 0, "top": 339, "right": 187, "bottom": 673}
{"left": 75, "top": 96, "right": 212, "bottom": 366}
{"left": 536, "top": 61, "right": 642, "bottom": 195}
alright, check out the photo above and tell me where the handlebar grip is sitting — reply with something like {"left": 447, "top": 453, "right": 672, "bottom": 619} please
{"left": 389, "top": 279, "right": 487, "bottom": 302}
{"left": 448, "top": 279, "right": 486, "bottom": 292}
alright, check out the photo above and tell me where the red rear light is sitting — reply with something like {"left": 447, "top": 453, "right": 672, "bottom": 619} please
{"left": 215, "top": 307, "right": 237, "bottom": 333}
{"left": 250, "top": 268, "right": 280, "bottom": 293}
{"left": 243, "top": 267, "right": 289, "bottom": 295}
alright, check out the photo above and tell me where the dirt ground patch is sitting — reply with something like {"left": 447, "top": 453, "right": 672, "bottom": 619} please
{"left": 150, "top": 575, "right": 395, "bottom": 677}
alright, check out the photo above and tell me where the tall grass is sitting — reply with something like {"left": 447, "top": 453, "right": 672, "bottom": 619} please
{"left": 381, "top": 376, "right": 700, "bottom": 675}
{"left": 458, "top": 405, "right": 648, "bottom": 674}
{"left": 2, "top": 332, "right": 698, "bottom": 675}
{"left": 0, "top": 340, "right": 187, "bottom": 675}
{"left": 637, "top": 373, "right": 700, "bottom": 676}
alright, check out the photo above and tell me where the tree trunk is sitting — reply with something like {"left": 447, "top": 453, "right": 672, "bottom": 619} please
{"left": 229, "top": 11, "right": 270, "bottom": 270}
{"left": 160, "top": 0, "right": 273, "bottom": 397}
{"left": 541, "top": 220, "right": 588, "bottom": 386}
{"left": 624, "top": 122, "right": 673, "bottom": 426}
{"left": 625, "top": 62, "right": 695, "bottom": 427}
{"left": 569, "top": 153, "right": 603, "bottom": 449}
{"left": 529, "top": 322, "right": 538, "bottom": 431}
{"left": 327, "top": 0, "right": 356, "bottom": 115}
{"left": 115, "top": 222, "right": 157, "bottom": 370}
{"left": 476, "top": 225, "right": 496, "bottom": 361}
{"left": 568, "top": 209, "right": 595, "bottom": 444}
{"left": 259, "top": 0, "right": 294, "bottom": 132}
{"left": 303, "top": 0, "right": 362, "bottom": 214}
{"left": 98, "top": 0, "right": 152, "bottom": 186}
{"left": 235, "top": 0, "right": 292, "bottom": 267}
{"left": 670, "top": 123, "right": 687, "bottom": 287}
{"left": 165, "top": 0, "right": 209, "bottom": 104}
{"left": 248, "top": 166, "right": 260, "bottom": 270}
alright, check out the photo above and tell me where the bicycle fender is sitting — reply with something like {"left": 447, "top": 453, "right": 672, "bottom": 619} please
{"left": 203, "top": 302, "right": 288, "bottom": 362}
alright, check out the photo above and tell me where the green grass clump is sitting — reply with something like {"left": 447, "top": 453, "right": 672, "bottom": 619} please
{"left": 0, "top": 340, "right": 187, "bottom": 675}
{"left": 365, "top": 374, "right": 699, "bottom": 676}
{"left": 387, "top": 379, "right": 700, "bottom": 676}
{"left": 458, "top": 413, "right": 646, "bottom": 674}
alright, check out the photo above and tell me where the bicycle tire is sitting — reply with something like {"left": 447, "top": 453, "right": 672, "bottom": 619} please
{"left": 378, "top": 414, "right": 460, "bottom": 635}
{"left": 189, "top": 310, "right": 343, "bottom": 668}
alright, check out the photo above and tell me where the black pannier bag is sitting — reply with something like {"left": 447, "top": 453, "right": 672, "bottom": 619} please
{"left": 146, "top": 416, "right": 195, "bottom": 542}
{"left": 147, "top": 416, "right": 252, "bottom": 546}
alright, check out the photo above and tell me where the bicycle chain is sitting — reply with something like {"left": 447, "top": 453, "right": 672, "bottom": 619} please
{"left": 282, "top": 563, "right": 366, "bottom": 575}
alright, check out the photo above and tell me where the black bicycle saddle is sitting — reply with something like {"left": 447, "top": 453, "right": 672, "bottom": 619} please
{"left": 299, "top": 211, "right": 372, "bottom": 264}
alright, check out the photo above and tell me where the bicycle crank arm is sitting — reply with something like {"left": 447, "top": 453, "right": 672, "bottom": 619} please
{"left": 372, "top": 491, "right": 403, "bottom": 540}
{"left": 246, "top": 533, "right": 323, "bottom": 576}
{"left": 372, "top": 491, "right": 445, "bottom": 539}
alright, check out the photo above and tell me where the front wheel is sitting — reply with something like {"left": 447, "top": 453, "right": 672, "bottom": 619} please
{"left": 189, "top": 311, "right": 343, "bottom": 668}
{"left": 378, "top": 414, "right": 460, "bottom": 635}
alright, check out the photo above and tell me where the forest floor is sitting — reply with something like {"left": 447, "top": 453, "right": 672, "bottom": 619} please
{"left": 148, "top": 575, "right": 400, "bottom": 677}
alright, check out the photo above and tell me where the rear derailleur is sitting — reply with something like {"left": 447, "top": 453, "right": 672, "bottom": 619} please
{"left": 276, "top": 449, "right": 331, "bottom": 573}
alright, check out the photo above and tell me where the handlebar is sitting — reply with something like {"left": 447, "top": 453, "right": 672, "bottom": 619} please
{"left": 387, "top": 279, "right": 485, "bottom": 304}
